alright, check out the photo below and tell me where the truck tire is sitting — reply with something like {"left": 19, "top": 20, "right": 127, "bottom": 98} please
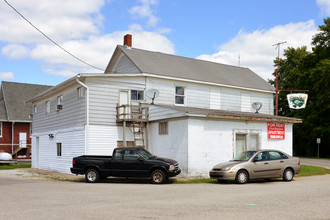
{"left": 85, "top": 169, "right": 100, "bottom": 183}
{"left": 151, "top": 169, "right": 166, "bottom": 184}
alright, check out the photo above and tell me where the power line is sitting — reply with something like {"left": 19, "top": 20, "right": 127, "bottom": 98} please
{"left": 4, "top": 0, "right": 105, "bottom": 71}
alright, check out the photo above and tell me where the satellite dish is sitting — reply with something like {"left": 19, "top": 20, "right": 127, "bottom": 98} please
{"left": 145, "top": 89, "right": 160, "bottom": 105}
{"left": 252, "top": 102, "right": 262, "bottom": 113}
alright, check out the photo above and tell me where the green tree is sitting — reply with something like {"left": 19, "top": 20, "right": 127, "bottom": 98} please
{"left": 270, "top": 18, "right": 330, "bottom": 157}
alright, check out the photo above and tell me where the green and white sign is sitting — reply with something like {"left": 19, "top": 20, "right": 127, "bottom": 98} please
{"left": 287, "top": 93, "right": 308, "bottom": 109}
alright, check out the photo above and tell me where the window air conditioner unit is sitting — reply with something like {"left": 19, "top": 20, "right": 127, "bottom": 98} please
{"left": 56, "top": 104, "right": 63, "bottom": 110}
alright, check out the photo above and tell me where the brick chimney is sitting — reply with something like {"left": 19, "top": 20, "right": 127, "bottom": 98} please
{"left": 123, "top": 34, "right": 132, "bottom": 47}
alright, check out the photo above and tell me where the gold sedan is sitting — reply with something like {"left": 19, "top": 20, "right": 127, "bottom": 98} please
{"left": 209, "top": 150, "right": 301, "bottom": 184}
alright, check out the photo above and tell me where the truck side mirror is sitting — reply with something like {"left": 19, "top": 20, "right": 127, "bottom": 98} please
{"left": 138, "top": 156, "right": 144, "bottom": 161}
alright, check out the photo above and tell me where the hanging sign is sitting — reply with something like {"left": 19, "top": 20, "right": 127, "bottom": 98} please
{"left": 268, "top": 122, "right": 285, "bottom": 139}
{"left": 287, "top": 93, "right": 308, "bottom": 109}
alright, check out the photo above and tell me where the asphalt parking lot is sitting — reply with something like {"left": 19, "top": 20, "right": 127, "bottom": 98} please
{"left": 0, "top": 169, "right": 330, "bottom": 220}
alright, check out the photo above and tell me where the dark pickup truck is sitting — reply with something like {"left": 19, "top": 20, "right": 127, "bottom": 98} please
{"left": 71, "top": 147, "right": 181, "bottom": 184}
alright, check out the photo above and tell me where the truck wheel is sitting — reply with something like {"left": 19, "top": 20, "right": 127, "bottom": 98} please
{"left": 151, "top": 170, "right": 166, "bottom": 184}
{"left": 85, "top": 169, "right": 100, "bottom": 183}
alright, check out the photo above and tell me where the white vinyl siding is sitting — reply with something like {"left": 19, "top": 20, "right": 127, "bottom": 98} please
{"left": 221, "top": 88, "right": 241, "bottom": 111}
{"left": 87, "top": 76, "right": 146, "bottom": 126}
{"left": 32, "top": 86, "right": 85, "bottom": 133}
{"left": 241, "top": 92, "right": 251, "bottom": 112}
{"left": 87, "top": 125, "right": 135, "bottom": 155}
{"left": 210, "top": 88, "right": 221, "bottom": 109}
{"left": 32, "top": 127, "right": 85, "bottom": 174}
{"left": 112, "top": 53, "right": 141, "bottom": 73}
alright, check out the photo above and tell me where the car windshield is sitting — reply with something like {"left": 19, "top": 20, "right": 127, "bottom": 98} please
{"left": 233, "top": 151, "right": 257, "bottom": 161}
{"left": 137, "top": 148, "right": 155, "bottom": 160}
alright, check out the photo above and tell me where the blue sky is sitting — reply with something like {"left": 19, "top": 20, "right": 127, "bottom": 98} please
{"left": 0, "top": 0, "right": 329, "bottom": 86}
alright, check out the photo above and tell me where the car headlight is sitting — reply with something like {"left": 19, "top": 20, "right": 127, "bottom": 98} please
{"left": 169, "top": 165, "right": 175, "bottom": 171}
{"left": 223, "top": 166, "right": 233, "bottom": 171}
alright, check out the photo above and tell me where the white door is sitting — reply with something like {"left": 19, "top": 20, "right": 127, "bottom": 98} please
{"left": 119, "top": 90, "right": 129, "bottom": 119}
{"left": 19, "top": 132, "right": 27, "bottom": 148}
{"left": 235, "top": 134, "right": 246, "bottom": 158}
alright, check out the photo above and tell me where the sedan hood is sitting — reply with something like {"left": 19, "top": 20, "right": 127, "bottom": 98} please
{"left": 213, "top": 161, "right": 244, "bottom": 169}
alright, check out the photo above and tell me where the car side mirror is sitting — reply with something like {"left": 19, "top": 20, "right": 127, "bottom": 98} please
{"left": 253, "top": 157, "right": 258, "bottom": 162}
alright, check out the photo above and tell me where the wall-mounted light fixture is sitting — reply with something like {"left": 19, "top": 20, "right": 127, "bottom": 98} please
{"left": 48, "top": 134, "right": 54, "bottom": 139}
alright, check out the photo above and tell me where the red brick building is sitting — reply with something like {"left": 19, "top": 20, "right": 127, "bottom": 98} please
{"left": 0, "top": 81, "right": 51, "bottom": 159}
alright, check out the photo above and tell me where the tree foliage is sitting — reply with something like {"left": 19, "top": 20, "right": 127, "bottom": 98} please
{"left": 270, "top": 18, "right": 330, "bottom": 157}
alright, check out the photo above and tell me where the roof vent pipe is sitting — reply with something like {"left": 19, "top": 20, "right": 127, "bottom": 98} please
{"left": 123, "top": 34, "right": 132, "bottom": 47}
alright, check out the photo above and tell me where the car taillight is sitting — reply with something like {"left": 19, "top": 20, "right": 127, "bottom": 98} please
{"left": 298, "top": 160, "right": 300, "bottom": 165}
{"left": 73, "top": 159, "right": 76, "bottom": 165}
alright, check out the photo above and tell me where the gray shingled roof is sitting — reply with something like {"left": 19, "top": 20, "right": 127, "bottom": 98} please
{"left": 111, "top": 45, "right": 275, "bottom": 92}
{"left": 0, "top": 81, "right": 52, "bottom": 121}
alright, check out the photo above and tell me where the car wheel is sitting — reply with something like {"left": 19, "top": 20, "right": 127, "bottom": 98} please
{"left": 283, "top": 168, "right": 294, "bottom": 181}
{"left": 235, "top": 170, "right": 248, "bottom": 184}
{"left": 151, "top": 170, "right": 166, "bottom": 184}
{"left": 85, "top": 169, "right": 100, "bottom": 183}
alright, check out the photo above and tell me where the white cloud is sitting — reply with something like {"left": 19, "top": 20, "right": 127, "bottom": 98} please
{"left": 129, "top": 0, "right": 160, "bottom": 28}
{"left": 0, "top": 72, "right": 15, "bottom": 80}
{"left": 0, "top": 0, "right": 175, "bottom": 78}
{"left": 1, "top": 44, "right": 29, "bottom": 59}
{"left": 0, "top": 0, "right": 105, "bottom": 44}
{"left": 317, "top": 0, "right": 330, "bottom": 16}
{"left": 197, "top": 20, "right": 317, "bottom": 81}
{"left": 30, "top": 30, "right": 175, "bottom": 77}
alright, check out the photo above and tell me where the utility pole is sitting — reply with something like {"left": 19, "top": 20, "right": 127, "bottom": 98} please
{"left": 272, "top": 41, "right": 287, "bottom": 116}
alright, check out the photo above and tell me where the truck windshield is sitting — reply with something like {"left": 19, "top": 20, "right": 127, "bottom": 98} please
{"left": 137, "top": 148, "right": 155, "bottom": 160}
{"left": 233, "top": 151, "right": 257, "bottom": 161}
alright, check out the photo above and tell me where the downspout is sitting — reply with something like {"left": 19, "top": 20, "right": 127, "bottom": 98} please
{"left": 76, "top": 76, "right": 89, "bottom": 155}
{"left": 11, "top": 121, "right": 15, "bottom": 154}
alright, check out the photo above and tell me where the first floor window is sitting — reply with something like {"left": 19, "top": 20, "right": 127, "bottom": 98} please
{"left": 0, "top": 122, "right": 2, "bottom": 137}
{"left": 57, "top": 143, "right": 62, "bottom": 156}
{"left": 159, "top": 122, "right": 168, "bottom": 135}
{"left": 175, "top": 86, "right": 185, "bottom": 105}
{"left": 131, "top": 90, "right": 144, "bottom": 101}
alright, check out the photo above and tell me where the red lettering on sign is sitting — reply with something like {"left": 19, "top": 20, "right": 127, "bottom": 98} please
{"left": 267, "top": 122, "right": 285, "bottom": 139}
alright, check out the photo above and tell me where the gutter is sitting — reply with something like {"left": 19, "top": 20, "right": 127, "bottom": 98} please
{"left": 206, "top": 114, "right": 302, "bottom": 123}
{"left": 76, "top": 76, "right": 89, "bottom": 155}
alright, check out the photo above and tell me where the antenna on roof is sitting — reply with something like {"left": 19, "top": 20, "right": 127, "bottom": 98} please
{"left": 238, "top": 51, "right": 240, "bottom": 67}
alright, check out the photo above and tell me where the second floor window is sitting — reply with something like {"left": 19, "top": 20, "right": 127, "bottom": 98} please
{"left": 175, "top": 86, "right": 185, "bottom": 105}
{"left": 57, "top": 95, "right": 63, "bottom": 105}
{"left": 77, "top": 87, "right": 83, "bottom": 99}
{"left": 131, "top": 90, "right": 144, "bottom": 101}
{"left": 45, "top": 100, "right": 50, "bottom": 114}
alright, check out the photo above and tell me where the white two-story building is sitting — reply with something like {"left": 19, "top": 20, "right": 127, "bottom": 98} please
{"left": 29, "top": 35, "right": 301, "bottom": 177}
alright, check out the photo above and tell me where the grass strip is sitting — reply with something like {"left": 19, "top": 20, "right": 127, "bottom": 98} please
{"left": 0, "top": 164, "right": 31, "bottom": 170}
{"left": 297, "top": 165, "right": 330, "bottom": 177}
